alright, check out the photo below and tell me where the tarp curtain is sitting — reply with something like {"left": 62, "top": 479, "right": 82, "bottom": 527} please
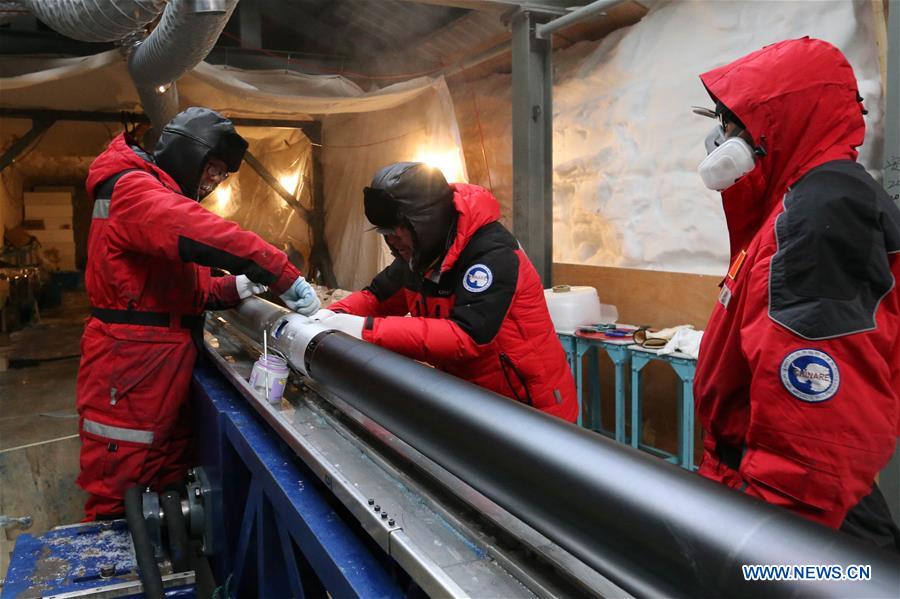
{"left": 0, "top": 50, "right": 466, "bottom": 288}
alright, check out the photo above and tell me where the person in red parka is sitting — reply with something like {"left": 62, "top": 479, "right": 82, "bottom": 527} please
{"left": 77, "top": 107, "right": 320, "bottom": 520}
{"left": 319, "top": 162, "right": 578, "bottom": 422}
{"left": 692, "top": 38, "right": 900, "bottom": 551}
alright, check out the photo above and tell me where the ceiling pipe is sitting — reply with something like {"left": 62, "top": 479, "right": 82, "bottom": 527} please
{"left": 128, "top": 0, "right": 239, "bottom": 131}
{"left": 188, "top": 0, "right": 228, "bottom": 13}
{"left": 12, "top": 0, "right": 239, "bottom": 135}
{"left": 535, "top": 0, "right": 625, "bottom": 39}
{"left": 16, "top": 0, "right": 165, "bottom": 43}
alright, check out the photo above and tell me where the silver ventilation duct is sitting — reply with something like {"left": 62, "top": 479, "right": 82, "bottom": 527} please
{"left": 129, "top": 0, "right": 239, "bottom": 129}
{"left": 128, "top": 0, "right": 237, "bottom": 90}
{"left": 17, "top": 0, "right": 166, "bottom": 43}
{"left": 188, "top": 0, "right": 228, "bottom": 13}
{"left": 13, "top": 0, "right": 239, "bottom": 133}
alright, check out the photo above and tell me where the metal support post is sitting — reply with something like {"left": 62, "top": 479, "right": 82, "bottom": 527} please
{"left": 306, "top": 124, "right": 338, "bottom": 288}
{"left": 511, "top": 9, "right": 553, "bottom": 285}
{"left": 238, "top": 1, "right": 263, "bottom": 49}
{"left": 884, "top": 0, "right": 900, "bottom": 205}
{"left": 880, "top": 0, "right": 900, "bottom": 525}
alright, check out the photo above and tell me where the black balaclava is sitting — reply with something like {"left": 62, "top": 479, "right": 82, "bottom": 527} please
{"left": 153, "top": 107, "right": 248, "bottom": 200}
{"left": 364, "top": 162, "right": 456, "bottom": 273}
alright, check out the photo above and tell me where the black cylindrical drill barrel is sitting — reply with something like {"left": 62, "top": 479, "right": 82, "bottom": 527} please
{"left": 305, "top": 330, "right": 899, "bottom": 598}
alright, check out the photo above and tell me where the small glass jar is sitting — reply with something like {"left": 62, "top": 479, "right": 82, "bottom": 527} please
{"left": 249, "top": 355, "right": 289, "bottom": 403}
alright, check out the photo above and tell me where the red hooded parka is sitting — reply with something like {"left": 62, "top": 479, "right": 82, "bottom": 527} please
{"left": 77, "top": 130, "right": 300, "bottom": 519}
{"left": 331, "top": 182, "right": 578, "bottom": 422}
{"left": 693, "top": 38, "right": 900, "bottom": 533}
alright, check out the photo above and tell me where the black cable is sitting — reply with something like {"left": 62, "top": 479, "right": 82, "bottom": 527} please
{"left": 124, "top": 486, "right": 165, "bottom": 599}
{"left": 160, "top": 490, "right": 190, "bottom": 574}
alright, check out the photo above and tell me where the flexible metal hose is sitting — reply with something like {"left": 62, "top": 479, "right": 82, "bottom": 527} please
{"left": 13, "top": 0, "right": 239, "bottom": 131}
{"left": 17, "top": 0, "right": 165, "bottom": 43}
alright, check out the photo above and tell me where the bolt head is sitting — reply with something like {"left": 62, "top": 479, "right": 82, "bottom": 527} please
{"left": 367, "top": 498, "right": 374, "bottom": 505}
{"left": 374, "top": 505, "right": 380, "bottom": 512}
{"left": 381, "top": 512, "right": 387, "bottom": 520}
{"left": 388, "top": 519, "right": 395, "bottom": 526}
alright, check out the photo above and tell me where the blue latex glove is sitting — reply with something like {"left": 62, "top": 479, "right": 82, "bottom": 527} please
{"left": 279, "top": 276, "right": 321, "bottom": 316}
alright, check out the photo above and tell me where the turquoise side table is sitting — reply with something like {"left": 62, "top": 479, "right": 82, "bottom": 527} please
{"left": 572, "top": 336, "right": 631, "bottom": 442}
{"left": 556, "top": 332, "right": 594, "bottom": 428}
{"left": 628, "top": 345, "right": 697, "bottom": 470}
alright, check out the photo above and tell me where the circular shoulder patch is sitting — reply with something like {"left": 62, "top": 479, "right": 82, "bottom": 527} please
{"left": 780, "top": 349, "right": 840, "bottom": 402}
{"left": 463, "top": 264, "right": 493, "bottom": 293}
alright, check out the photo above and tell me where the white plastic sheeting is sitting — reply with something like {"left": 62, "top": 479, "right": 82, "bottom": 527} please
{"left": 0, "top": 51, "right": 466, "bottom": 288}
{"left": 0, "top": 50, "right": 443, "bottom": 116}
{"left": 322, "top": 79, "right": 467, "bottom": 290}
{"left": 200, "top": 127, "right": 314, "bottom": 263}
{"left": 551, "top": 0, "right": 884, "bottom": 275}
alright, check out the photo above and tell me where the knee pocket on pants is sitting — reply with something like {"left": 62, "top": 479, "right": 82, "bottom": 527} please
{"left": 80, "top": 433, "right": 156, "bottom": 498}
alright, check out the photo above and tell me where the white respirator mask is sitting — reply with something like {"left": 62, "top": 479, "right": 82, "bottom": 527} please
{"left": 697, "top": 126, "right": 758, "bottom": 191}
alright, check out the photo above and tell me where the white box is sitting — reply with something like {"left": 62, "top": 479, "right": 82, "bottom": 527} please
{"left": 24, "top": 191, "right": 73, "bottom": 206}
{"left": 25, "top": 204, "right": 73, "bottom": 219}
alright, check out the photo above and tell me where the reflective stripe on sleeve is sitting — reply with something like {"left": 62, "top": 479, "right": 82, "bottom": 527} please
{"left": 92, "top": 199, "right": 110, "bottom": 219}
{"left": 82, "top": 417, "right": 154, "bottom": 445}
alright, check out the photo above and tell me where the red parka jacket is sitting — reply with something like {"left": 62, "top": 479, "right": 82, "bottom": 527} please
{"left": 694, "top": 38, "right": 900, "bottom": 529}
{"left": 331, "top": 184, "right": 578, "bottom": 422}
{"left": 76, "top": 133, "right": 300, "bottom": 517}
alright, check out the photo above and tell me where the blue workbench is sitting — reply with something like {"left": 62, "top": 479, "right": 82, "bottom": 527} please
{"left": 3, "top": 363, "right": 406, "bottom": 598}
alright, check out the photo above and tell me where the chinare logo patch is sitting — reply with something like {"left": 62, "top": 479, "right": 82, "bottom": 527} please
{"left": 463, "top": 264, "right": 493, "bottom": 293}
{"left": 780, "top": 349, "right": 840, "bottom": 402}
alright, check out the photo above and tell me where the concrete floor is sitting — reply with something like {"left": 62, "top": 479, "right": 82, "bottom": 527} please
{"left": 0, "top": 289, "right": 88, "bottom": 585}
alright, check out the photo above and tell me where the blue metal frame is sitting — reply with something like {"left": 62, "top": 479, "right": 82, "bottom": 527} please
{"left": 557, "top": 333, "right": 590, "bottom": 427}
{"left": 557, "top": 333, "right": 629, "bottom": 440}
{"left": 190, "top": 363, "right": 404, "bottom": 598}
{"left": 629, "top": 349, "right": 697, "bottom": 470}
{"left": 2, "top": 520, "right": 195, "bottom": 598}
{"left": 578, "top": 338, "right": 630, "bottom": 443}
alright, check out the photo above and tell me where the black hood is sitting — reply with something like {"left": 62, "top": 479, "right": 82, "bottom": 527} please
{"left": 364, "top": 162, "right": 456, "bottom": 273}
{"left": 153, "top": 107, "right": 248, "bottom": 200}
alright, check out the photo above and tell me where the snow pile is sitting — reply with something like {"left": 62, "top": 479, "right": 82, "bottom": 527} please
{"left": 551, "top": 0, "right": 884, "bottom": 275}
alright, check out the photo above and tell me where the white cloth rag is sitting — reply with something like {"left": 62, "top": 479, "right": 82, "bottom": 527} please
{"left": 657, "top": 326, "right": 704, "bottom": 359}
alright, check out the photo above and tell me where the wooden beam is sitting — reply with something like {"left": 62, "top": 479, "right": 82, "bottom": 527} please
{"left": 242, "top": 151, "right": 312, "bottom": 219}
{"left": 0, "top": 119, "right": 53, "bottom": 172}
{"left": 395, "top": 0, "right": 570, "bottom": 14}
{"left": 0, "top": 108, "right": 317, "bottom": 131}
{"left": 242, "top": 140, "right": 334, "bottom": 287}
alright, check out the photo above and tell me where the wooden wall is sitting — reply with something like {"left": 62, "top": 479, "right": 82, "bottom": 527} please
{"left": 552, "top": 263, "right": 722, "bottom": 462}
{"left": 553, "top": 263, "right": 721, "bottom": 329}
